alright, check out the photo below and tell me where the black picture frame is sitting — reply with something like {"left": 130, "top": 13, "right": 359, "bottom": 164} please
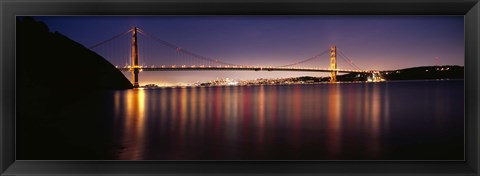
{"left": 1, "top": 0, "right": 479, "bottom": 175}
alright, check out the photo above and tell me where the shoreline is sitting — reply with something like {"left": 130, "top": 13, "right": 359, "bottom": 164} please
{"left": 136, "top": 78, "right": 464, "bottom": 89}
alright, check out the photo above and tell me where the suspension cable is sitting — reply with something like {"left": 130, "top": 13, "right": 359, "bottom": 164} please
{"left": 89, "top": 29, "right": 133, "bottom": 49}
{"left": 275, "top": 49, "right": 330, "bottom": 67}
{"left": 137, "top": 28, "right": 244, "bottom": 66}
{"left": 337, "top": 48, "right": 362, "bottom": 70}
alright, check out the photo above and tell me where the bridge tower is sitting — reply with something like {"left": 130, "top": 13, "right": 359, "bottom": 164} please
{"left": 330, "top": 45, "right": 337, "bottom": 82}
{"left": 131, "top": 27, "right": 139, "bottom": 88}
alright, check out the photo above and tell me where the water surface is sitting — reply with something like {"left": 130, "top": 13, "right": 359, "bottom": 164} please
{"left": 93, "top": 80, "right": 463, "bottom": 160}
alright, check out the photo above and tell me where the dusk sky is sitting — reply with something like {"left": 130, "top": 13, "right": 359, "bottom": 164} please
{"left": 32, "top": 16, "right": 464, "bottom": 86}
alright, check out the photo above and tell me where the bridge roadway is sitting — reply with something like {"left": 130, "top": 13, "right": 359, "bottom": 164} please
{"left": 117, "top": 66, "right": 374, "bottom": 73}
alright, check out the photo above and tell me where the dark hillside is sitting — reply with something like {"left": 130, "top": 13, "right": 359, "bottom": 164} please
{"left": 335, "top": 65, "right": 463, "bottom": 82}
{"left": 16, "top": 17, "right": 132, "bottom": 159}
{"left": 17, "top": 17, "right": 132, "bottom": 90}
{"left": 382, "top": 66, "right": 463, "bottom": 80}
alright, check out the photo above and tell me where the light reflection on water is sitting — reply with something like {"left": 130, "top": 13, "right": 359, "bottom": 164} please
{"left": 109, "top": 80, "right": 464, "bottom": 160}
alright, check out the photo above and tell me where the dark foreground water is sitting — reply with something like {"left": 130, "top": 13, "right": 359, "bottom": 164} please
{"left": 31, "top": 80, "right": 465, "bottom": 160}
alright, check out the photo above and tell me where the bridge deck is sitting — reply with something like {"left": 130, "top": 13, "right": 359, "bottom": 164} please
{"left": 117, "top": 66, "right": 373, "bottom": 73}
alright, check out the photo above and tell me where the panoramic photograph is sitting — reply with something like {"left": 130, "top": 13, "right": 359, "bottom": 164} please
{"left": 16, "top": 16, "right": 464, "bottom": 160}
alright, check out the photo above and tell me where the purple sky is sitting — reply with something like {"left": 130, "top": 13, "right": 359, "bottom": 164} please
{"left": 32, "top": 16, "right": 464, "bottom": 86}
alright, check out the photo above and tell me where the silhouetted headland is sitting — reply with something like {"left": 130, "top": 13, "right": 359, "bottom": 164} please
{"left": 337, "top": 65, "right": 463, "bottom": 82}
{"left": 381, "top": 65, "right": 463, "bottom": 80}
{"left": 17, "top": 17, "right": 131, "bottom": 159}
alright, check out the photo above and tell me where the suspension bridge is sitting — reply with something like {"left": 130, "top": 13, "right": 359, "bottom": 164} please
{"left": 90, "top": 27, "right": 381, "bottom": 87}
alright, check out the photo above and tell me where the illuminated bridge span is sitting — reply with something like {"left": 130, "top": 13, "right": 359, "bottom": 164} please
{"left": 90, "top": 27, "right": 380, "bottom": 87}
{"left": 117, "top": 66, "right": 370, "bottom": 73}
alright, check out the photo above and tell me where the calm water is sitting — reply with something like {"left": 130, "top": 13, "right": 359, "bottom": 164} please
{"left": 87, "top": 80, "right": 463, "bottom": 160}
